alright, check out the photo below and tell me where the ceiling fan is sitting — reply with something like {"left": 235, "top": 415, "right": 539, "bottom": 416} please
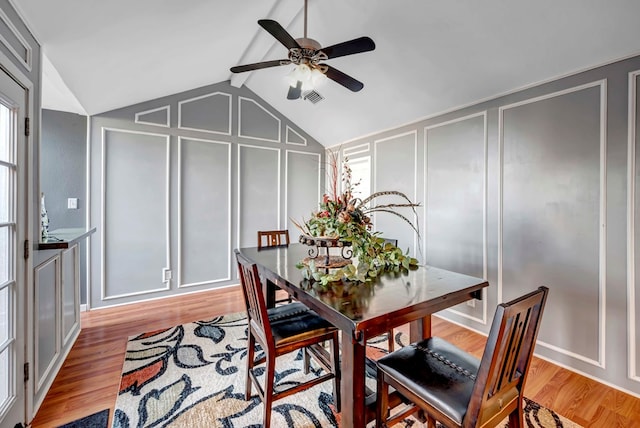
{"left": 230, "top": 0, "right": 375, "bottom": 100}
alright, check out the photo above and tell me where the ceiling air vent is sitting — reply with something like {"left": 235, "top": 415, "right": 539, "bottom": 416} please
{"left": 303, "top": 90, "right": 324, "bottom": 104}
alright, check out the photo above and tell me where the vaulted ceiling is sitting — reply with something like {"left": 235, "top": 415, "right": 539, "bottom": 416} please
{"left": 14, "top": 0, "right": 640, "bottom": 146}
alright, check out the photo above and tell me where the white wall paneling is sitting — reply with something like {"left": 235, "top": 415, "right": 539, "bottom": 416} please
{"left": 135, "top": 105, "right": 170, "bottom": 127}
{"left": 90, "top": 81, "right": 326, "bottom": 309}
{"left": 286, "top": 125, "right": 306, "bottom": 146}
{"left": 499, "top": 80, "right": 607, "bottom": 368}
{"left": 238, "top": 97, "right": 281, "bottom": 143}
{"left": 178, "top": 92, "right": 231, "bottom": 135}
{"left": 100, "top": 128, "right": 171, "bottom": 300}
{"left": 33, "top": 256, "right": 59, "bottom": 397}
{"left": 60, "top": 244, "right": 79, "bottom": 346}
{"left": 424, "top": 112, "right": 488, "bottom": 325}
{"left": 629, "top": 69, "right": 640, "bottom": 383}
{"left": 343, "top": 143, "right": 370, "bottom": 158}
{"left": 178, "top": 137, "right": 231, "bottom": 288}
{"left": 285, "top": 150, "right": 321, "bottom": 236}
{"left": 237, "top": 144, "right": 281, "bottom": 248}
{"left": 373, "top": 131, "right": 418, "bottom": 253}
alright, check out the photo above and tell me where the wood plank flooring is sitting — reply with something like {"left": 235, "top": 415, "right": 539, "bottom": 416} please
{"left": 30, "top": 286, "right": 640, "bottom": 427}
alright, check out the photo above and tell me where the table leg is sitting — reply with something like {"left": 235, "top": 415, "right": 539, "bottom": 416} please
{"left": 340, "top": 330, "right": 367, "bottom": 428}
{"left": 409, "top": 315, "right": 432, "bottom": 342}
{"left": 264, "top": 279, "right": 277, "bottom": 308}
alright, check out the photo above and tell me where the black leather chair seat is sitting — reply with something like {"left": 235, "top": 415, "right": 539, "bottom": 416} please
{"left": 267, "top": 302, "right": 335, "bottom": 345}
{"left": 376, "top": 337, "right": 480, "bottom": 425}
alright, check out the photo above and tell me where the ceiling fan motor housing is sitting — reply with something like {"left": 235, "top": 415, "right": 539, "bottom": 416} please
{"left": 289, "top": 37, "right": 327, "bottom": 67}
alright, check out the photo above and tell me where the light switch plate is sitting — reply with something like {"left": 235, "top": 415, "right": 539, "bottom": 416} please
{"left": 67, "top": 198, "right": 78, "bottom": 209}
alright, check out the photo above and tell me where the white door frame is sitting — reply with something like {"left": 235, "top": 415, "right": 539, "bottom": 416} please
{"left": 0, "top": 48, "right": 34, "bottom": 426}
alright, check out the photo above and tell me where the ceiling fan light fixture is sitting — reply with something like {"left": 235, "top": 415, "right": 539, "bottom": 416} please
{"left": 286, "top": 64, "right": 326, "bottom": 93}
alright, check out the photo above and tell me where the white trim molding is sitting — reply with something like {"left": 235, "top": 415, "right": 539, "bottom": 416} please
{"left": 343, "top": 143, "right": 370, "bottom": 158}
{"left": 285, "top": 125, "right": 307, "bottom": 146}
{"left": 236, "top": 144, "right": 281, "bottom": 248}
{"left": 498, "top": 80, "right": 607, "bottom": 369}
{"left": 100, "top": 127, "right": 171, "bottom": 300}
{"left": 135, "top": 105, "right": 170, "bottom": 128}
{"left": 284, "top": 149, "right": 322, "bottom": 231}
{"left": 177, "top": 136, "right": 232, "bottom": 289}
{"left": 238, "top": 97, "right": 281, "bottom": 143}
{"left": 178, "top": 91, "right": 232, "bottom": 135}
{"left": 373, "top": 130, "right": 419, "bottom": 253}
{"left": 628, "top": 69, "right": 640, "bottom": 383}
{"left": 424, "top": 111, "right": 489, "bottom": 326}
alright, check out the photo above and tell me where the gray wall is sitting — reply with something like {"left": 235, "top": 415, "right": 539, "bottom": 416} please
{"left": 40, "top": 109, "right": 86, "bottom": 229}
{"left": 334, "top": 55, "right": 640, "bottom": 397}
{"left": 89, "top": 81, "right": 325, "bottom": 308}
{"left": 40, "top": 109, "right": 88, "bottom": 303}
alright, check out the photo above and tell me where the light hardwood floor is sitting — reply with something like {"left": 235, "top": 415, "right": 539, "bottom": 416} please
{"left": 30, "top": 286, "right": 640, "bottom": 427}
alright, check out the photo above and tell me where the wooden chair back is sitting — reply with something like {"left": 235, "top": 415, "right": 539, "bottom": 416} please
{"left": 467, "top": 286, "right": 549, "bottom": 427}
{"left": 235, "top": 250, "right": 273, "bottom": 345}
{"left": 258, "top": 230, "right": 290, "bottom": 249}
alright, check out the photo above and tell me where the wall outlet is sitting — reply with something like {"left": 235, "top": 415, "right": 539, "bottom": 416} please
{"left": 467, "top": 299, "right": 476, "bottom": 308}
{"left": 162, "top": 268, "right": 172, "bottom": 282}
{"left": 67, "top": 198, "right": 78, "bottom": 209}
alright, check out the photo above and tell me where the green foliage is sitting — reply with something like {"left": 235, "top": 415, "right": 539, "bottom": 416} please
{"left": 298, "top": 235, "right": 419, "bottom": 286}
{"left": 294, "top": 150, "right": 421, "bottom": 285}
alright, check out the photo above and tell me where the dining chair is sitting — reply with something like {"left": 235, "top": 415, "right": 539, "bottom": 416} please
{"left": 257, "top": 229, "right": 292, "bottom": 303}
{"left": 257, "top": 229, "right": 290, "bottom": 249}
{"left": 235, "top": 249, "right": 341, "bottom": 428}
{"left": 376, "top": 286, "right": 549, "bottom": 428}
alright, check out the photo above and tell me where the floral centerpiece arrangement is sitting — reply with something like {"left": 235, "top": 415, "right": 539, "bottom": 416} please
{"left": 294, "top": 150, "right": 420, "bottom": 285}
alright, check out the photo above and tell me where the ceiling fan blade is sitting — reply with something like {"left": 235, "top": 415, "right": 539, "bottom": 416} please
{"left": 321, "top": 36, "right": 375, "bottom": 59}
{"left": 287, "top": 81, "right": 302, "bottom": 100}
{"left": 258, "top": 19, "right": 301, "bottom": 50}
{"left": 230, "top": 59, "right": 291, "bottom": 73}
{"left": 323, "top": 65, "right": 364, "bottom": 92}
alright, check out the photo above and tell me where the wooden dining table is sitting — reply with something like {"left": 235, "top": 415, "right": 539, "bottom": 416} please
{"left": 237, "top": 243, "right": 489, "bottom": 428}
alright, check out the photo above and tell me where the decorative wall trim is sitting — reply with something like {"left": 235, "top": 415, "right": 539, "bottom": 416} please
{"left": 236, "top": 144, "right": 281, "bottom": 248}
{"left": 34, "top": 255, "right": 60, "bottom": 392}
{"left": 343, "top": 143, "right": 370, "bottom": 157}
{"left": 424, "top": 111, "right": 489, "bottom": 326}
{"left": 498, "top": 80, "right": 607, "bottom": 368}
{"left": 284, "top": 150, "right": 321, "bottom": 230}
{"left": 178, "top": 91, "right": 232, "bottom": 135}
{"left": 60, "top": 245, "right": 80, "bottom": 347}
{"left": 100, "top": 128, "right": 171, "bottom": 300}
{"left": 238, "top": 97, "right": 281, "bottom": 143}
{"left": 373, "top": 130, "right": 419, "bottom": 252}
{"left": 286, "top": 125, "right": 307, "bottom": 146}
{"left": 0, "top": 7, "right": 32, "bottom": 71}
{"left": 177, "top": 136, "right": 232, "bottom": 288}
{"left": 628, "top": 69, "right": 640, "bottom": 383}
{"left": 135, "top": 105, "right": 170, "bottom": 127}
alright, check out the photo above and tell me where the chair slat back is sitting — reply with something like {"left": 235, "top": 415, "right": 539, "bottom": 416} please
{"left": 467, "top": 286, "right": 548, "bottom": 425}
{"left": 258, "top": 230, "right": 290, "bottom": 250}
{"left": 235, "top": 250, "right": 272, "bottom": 343}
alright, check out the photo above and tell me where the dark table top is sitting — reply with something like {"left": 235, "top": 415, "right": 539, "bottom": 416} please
{"left": 237, "top": 243, "right": 489, "bottom": 343}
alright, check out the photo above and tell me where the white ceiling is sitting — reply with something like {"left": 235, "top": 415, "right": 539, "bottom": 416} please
{"left": 13, "top": 0, "right": 640, "bottom": 146}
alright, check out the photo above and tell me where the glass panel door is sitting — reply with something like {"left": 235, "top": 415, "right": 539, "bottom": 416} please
{"left": 0, "top": 68, "right": 26, "bottom": 427}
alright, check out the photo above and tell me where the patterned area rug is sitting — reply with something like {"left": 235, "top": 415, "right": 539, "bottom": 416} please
{"left": 113, "top": 312, "right": 582, "bottom": 427}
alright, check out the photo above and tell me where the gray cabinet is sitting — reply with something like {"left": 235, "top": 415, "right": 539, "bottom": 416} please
{"left": 32, "top": 243, "right": 81, "bottom": 414}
